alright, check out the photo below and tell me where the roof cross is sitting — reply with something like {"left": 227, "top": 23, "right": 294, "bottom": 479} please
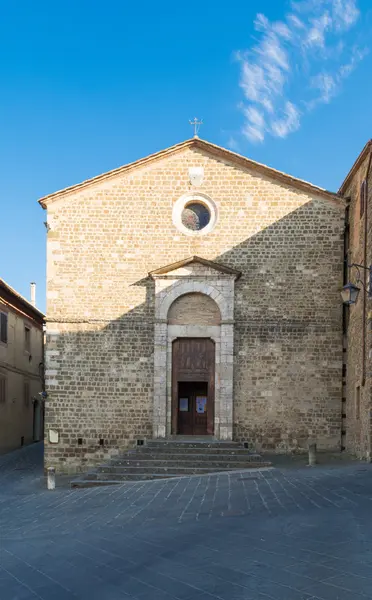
{"left": 189, "top": 117, "right": 203, "bottom": 138}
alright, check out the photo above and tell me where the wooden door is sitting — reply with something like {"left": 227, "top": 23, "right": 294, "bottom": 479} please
{"left": 172, "top": 338, "right": 215, "bottom": 435}
{"left": 178, "top": 382, "right": 208, "bottom": 435}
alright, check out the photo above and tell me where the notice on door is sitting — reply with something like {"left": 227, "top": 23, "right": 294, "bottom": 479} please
{"left": 179, "top": 398, "right": 189, "bottom": 412}
{"left": 196, "top": 396, "right": 207, "bottom": 414}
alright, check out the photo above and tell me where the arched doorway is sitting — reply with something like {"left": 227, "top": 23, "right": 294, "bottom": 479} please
{"left": 33, "top": 398, "right": 44, "bottom": 442}
{"left": 151, "top": 256, "right": 240, "bottom": 441}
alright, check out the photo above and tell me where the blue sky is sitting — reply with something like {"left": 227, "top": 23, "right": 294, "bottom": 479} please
{"left": 1, "top": 0, "right": 371, "bottom": 313}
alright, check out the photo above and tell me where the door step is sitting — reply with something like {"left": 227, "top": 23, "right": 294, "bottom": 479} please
{"left": 71, "top": 439, "right": 271, "bottom": 488}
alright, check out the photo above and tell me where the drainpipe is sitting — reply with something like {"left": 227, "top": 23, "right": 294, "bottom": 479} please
{"left": 362, "top": 150, "right": 372, "bottom": 387}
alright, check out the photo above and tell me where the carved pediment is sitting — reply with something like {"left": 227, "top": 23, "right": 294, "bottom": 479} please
{"left": 149, "top": 256, "right": 241, "bottom": 280}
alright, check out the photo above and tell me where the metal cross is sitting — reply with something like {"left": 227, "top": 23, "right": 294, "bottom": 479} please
{"left": 189, "top": 117, "right": 203, "bottom": 138}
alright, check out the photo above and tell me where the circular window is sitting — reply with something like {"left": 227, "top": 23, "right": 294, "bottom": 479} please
{"left": 181, "top": 202, "right": 210, "bottom": 231}
{"left": 172, "top": 193, "right": 218, "bottom": 236}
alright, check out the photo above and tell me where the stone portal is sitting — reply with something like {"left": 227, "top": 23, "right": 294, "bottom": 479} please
{"left": 150, "top": 256, "right": 241, "bottom": 440}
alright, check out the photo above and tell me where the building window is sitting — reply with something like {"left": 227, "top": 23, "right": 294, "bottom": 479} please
{"left": 355, "top": 385, "right": 360, "bottom": 420}
{"left": 0, "top": 375, "right": 6, "bottom": 403}
{"left": 181, "top": 202, "right": 211, "bottom": 231}
{"left": 0, "top": 312, "right": 8, "bottom": 344}
{"left": 24, "top": 326, "right": 31, "bottom": 353}
{"left": 23, "top": 380, "right": 30, "bottom": 408}
{"left": 173, "top": 193, "right": 218, "bottom": 236}
{"left": 360, "top": 179, "right": 368, "bottom": 218}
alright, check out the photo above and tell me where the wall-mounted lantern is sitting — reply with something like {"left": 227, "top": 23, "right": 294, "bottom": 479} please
{"left": 342, "top": 263, "right": 372, "bottom": 305}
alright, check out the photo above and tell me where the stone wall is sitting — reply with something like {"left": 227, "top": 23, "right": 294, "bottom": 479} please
{"left": 168, "top": 292, "right": 221, "bottom": 325}
{"left": 43, "top": 145, "right": 344, "bottom": 472}
{"left": 343, "top": 149, "right": 372, "bottom": 459}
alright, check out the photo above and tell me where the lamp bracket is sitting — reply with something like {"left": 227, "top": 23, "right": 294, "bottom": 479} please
{"left": 346, "top": 263, "right": 372, "bottom": 297}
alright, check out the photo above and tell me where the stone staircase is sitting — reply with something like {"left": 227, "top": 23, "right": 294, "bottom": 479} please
{"left": 71, "top": 439, "right": 272, "bottom": 488}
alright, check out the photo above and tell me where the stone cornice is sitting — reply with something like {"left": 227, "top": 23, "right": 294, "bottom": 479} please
{"left": 149, "top": 256, "right": 242, "bottom": 279}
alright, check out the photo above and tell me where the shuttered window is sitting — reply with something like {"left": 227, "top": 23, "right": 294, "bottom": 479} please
{"left": 24, "top": 326, "right": 31, "bottom": 352}
{"left": 0, "top": 375, "right": 6, "bottom": 403}
{"left": 0, "top": 312, "right": 7, "bottom": 344}
{"left": 23, "top": 380, "right": 30, "bottom": 407}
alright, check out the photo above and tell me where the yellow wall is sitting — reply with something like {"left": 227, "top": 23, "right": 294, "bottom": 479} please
{"left": 0, "top": 302, "right": 43, "bottom": 453}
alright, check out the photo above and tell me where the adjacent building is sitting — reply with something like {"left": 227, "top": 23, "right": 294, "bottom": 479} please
{"left": 0, "top": 280, "right": 45, "bottom": 454}
{"left": 340, "top": 140, "right": 372, "bottom": 459}
{"left": 39, "top": 137, "right": 345, "bottom": 473}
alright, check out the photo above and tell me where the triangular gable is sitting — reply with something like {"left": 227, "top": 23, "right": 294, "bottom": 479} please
{"left": 38, "top": 137, "right": 343, "bottom": 208}
{"left": 149, "top": 256, "right": 241, "bottom": 279}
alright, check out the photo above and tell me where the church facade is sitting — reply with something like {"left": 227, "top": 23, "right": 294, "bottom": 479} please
{"left": 39, "top": 138, "right": 345, "bottom": 472}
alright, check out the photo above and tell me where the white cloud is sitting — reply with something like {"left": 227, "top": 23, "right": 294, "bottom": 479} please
{"left": 332, "top": 0, "right": 360, "bottom": 30}
{"left": 306, "top": 12, "right": 332, "bottom": 48}
{"left": 227, "top": 136, "right": 241, "bottom": 152}
{"left": 257, "top": 33, "right": 290, "bottom": 70}
{"left": 287, "top": 14, "right": 306, "bottom": 29}
{"left": 244, "top": 106, "right": 266, "bottom": 130}
{"left": 310, "top": 73, "right": 337, "bottom": 103}
{"left": 236, "top": 0, "right": 365, "bottom": 143}
{"left": 242, "top": 106, "right": 266, "bottom": 142}
{"left": 271, "top": 102, "right": 301, "bottom": 137}
{"left": 243, "top": 124, "right": 265, "bottom": 143}
{"left": 339, "top": 45, "right": 369, "bottom": 75}
{"left": 308, "top": 45, "right": 368, "bottom": 107}
{"left": 272, "top": 22, "right": 293, "bottom": 39}
{"left": 254, "top": 13, "right": 270, "bottom": 31}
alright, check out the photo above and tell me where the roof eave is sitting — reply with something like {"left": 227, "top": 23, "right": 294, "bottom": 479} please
{"left": 38, "top": 138, "right": 196, "bottom": 209}
{"left": 0, "top": 279, "right": 45, "bottom": 321}
{"left": 37, "top": 137, "right": 343, "bottom": 208}
{"left": 338, "top": 140, "right": 372, "bottom": 195}
{"left": 192, "top": 139, "right": 342, "bottom": 206}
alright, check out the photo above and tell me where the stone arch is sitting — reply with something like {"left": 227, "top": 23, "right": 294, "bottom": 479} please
{"left": 158, "top": 281, "right": 227, "bottom": 321}
{"left": 168, "top": 293, "right": 221, "bottom": 325}
{"left": 153, "top": 265, "right": 236, "bottom": 441}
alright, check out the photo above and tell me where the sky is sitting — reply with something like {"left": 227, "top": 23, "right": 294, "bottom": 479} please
{"left": 1, "top": 0, "right": 371, "bottom": 313}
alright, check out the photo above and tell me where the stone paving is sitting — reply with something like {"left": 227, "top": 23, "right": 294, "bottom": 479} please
{"left": 2, "top": 445, "right": 372, "bottom": 598}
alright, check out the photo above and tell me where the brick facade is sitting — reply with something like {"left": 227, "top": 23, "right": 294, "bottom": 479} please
{"left": 41, "top": 139, "right": 345, "bottom": 473}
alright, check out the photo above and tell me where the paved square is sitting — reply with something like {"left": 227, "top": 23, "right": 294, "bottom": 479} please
{"left": 2, "top": 444, "right": 372, "bottom": 599}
